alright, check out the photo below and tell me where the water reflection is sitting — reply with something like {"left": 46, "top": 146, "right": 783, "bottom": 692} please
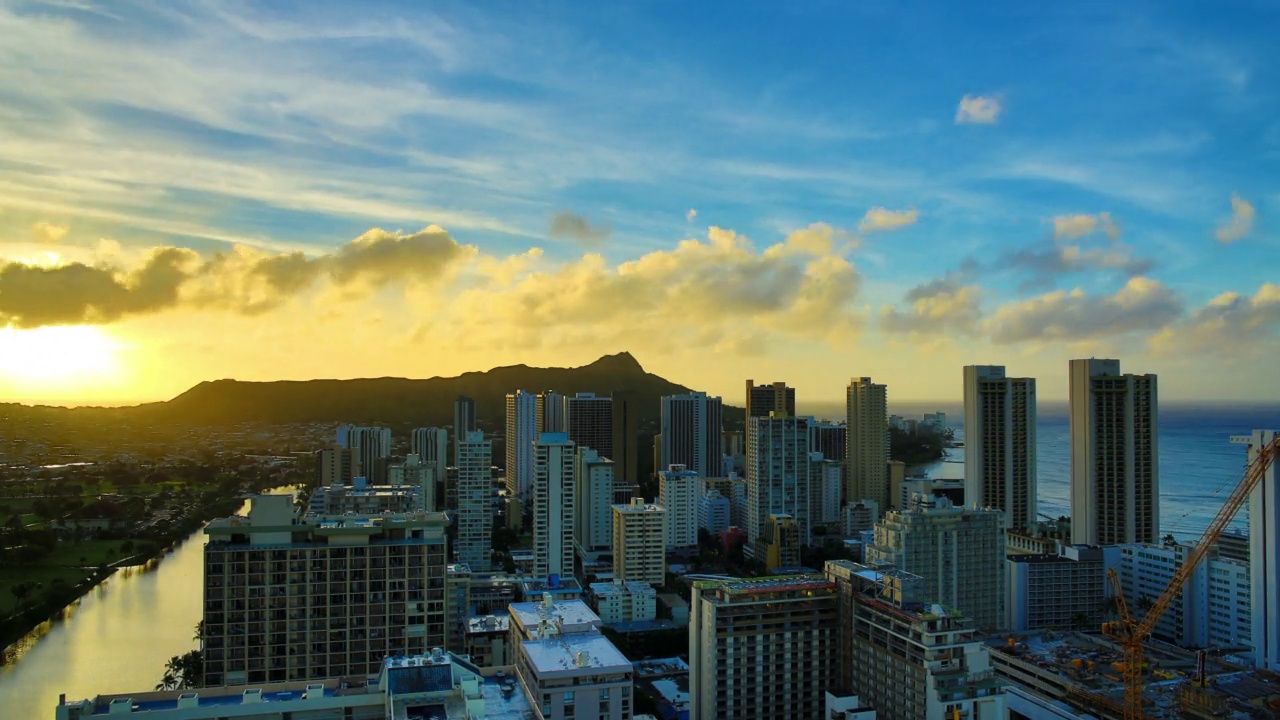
{"left": 0, "top": 488, "right": 294, "bottom": 720}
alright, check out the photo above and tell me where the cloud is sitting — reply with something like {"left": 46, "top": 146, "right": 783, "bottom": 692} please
{"left": 857, "top": 207, "right": 919, "bottom": 234}
{"left": 549, "top": 212, "right": 611, "bottom": 246}
{"left": 985, "top": 277, "right": 1181, "bottom": 344}
{"left": 31, "top": 221, "right": 69, "bottom": 243}
{"left": 881, "top": 282, "right": 983, "bottom": 335}
{"left": 686, "top": 208, "right": 697, "bottom": 222}
{"left": 955, "top": 94, "right": 1003, "bottom": 124}
{"left": 1150, "top": 283, "right": 1280, "bottom": 356}
{"left": 1052, "top": 212, "right": 1119, "bottom": 240}
{"left": 1214, "top": 193, "right": 1255, "bottom": 243}
{"left": 0, "top": 247, "right": 197, "bottom": 327}
{"left": 0, "top": 226, "right": 474, "bottom": 326}
{"left": 1004, "top": 214, "right": 1153, "bottom": 287}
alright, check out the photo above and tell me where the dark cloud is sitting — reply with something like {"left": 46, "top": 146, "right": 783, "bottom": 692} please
{"left": 549, "top": 212, "right": 611, "bottom": 246}
{"left": 0, "top": 227, "right": 473, "bottom": 328}
{"left": 0, "top": 248, "right": 196, "bottom": 327}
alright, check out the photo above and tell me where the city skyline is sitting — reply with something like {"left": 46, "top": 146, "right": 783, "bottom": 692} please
{"left": 0, "top": 2, "right": 1277, "bottom": 406}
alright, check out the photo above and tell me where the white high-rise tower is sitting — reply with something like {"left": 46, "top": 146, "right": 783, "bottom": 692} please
{"left": 505, "top": 390, "right": 538, "bottom": 501}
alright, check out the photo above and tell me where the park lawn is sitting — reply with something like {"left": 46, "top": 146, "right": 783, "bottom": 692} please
{"left": 0, "top": 565, "right": 90, "bottom": 617}
{"left": 42, "top": 539, "right": 133, "bottom": 568}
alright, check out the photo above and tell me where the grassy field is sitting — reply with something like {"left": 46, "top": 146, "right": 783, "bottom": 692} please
{"left": 0, "top": 566, "right": 90, "bottom": 617}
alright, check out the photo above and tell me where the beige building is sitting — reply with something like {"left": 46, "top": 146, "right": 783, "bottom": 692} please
{"left": 964, "top": 365, "right": 1037, "bottom": 530}
{"left": 846, "top": 377, "right": 889, "bottom": 509}
{"left": 202, "top": 495, "right": 449, "bottom": 686}
{"left": 1068, "top": 358, "right": 1158, "bottom": 545}
{"left": 612, "top": 499, "right": 666, "bottom": 585}
{"left": 866, "top": 495, "right": 1007, "bottom": 630}
{"left": 763, "top": 514, "right": 800, "bottom": 571}
{"left": 689, "top": 575, "right": 839, "bottom": 720}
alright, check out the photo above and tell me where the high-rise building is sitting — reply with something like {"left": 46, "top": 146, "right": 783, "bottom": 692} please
{"left": 866, "top": 495, "right": 1007, "bottom": 630}
{"left": 411, "top": 427, "right": 449, "bottom": 470}
{"left": 745, "top": 379, "right": 795, "bottom": 418}
{"left": 575, "top": 447, "right": 615, "bottom": 562}
{"left": 1116, "top": 541, "right": 1250, "bottom": 649}
{"left": 1236, "top": 429, "right": 1280, "bottom": 671}
{"left": 612, "top": 498, "right": 666, "bottom": 585}
{"left": 531, "top": 433, "right": 576, "bottom": 581}
{"left": 698, "top": 489, "right": 731, "bottom": 535}
{"left": 659, "top": 392, "right": 724, "bottom": 477}
{"left": 611, "top": 392, "right": 639, "bottom": 486}
{"left": 845, "top": 377, "right": 888, "bottom": 510}
{"left": 825, "top": 561, "right": 1006, "bottom": 720}
{"left": 659, "top": 464, "right": 701, "bottom": 550}
{"left": 203, "top": 495, "right": 448, "bottom": 685}
{"left": 763, "top": 514, "right": 800, "bottom": 570}
{"left": 336, "top": 424, "right": 392, "bottom": 484}
{"left": 809, "top": 422, "right": 847, "bottom": 463}
{"left": 701, "top": 476, "right": 747, "bottom": 529}
{"left": 453, "top": 396, "right": 476, "bottom": 464}
{"left": 964, "top": 365, "right": 1037, "bottom": 530}
{"left": 315, "top": 446, "right": 353, "bottom": 487}
{"left": 505, "top": 390, "right": 538, "bottom": 500}
{"left": 746, "top": 413, "right": 812, "bottom": 557}
{"left": 689, "top": 575, "right": 838, "bottom": 720}
{"left": 388, "top": 453, "right": 437, "bottom": 511}
{"left": 810, "top": 453, "right": 842, "bottom": 525}
{"left": 536, "top": 390, "right": 564, "bottom": 434}
{"left": 564, "top": 392, "right": 613, "bottom": 460}
{"left": 1069, "top": 359, "right": 1159, "bottom": 545}
{"left": 456, "top": 430, "right": 493, "bottom": 570}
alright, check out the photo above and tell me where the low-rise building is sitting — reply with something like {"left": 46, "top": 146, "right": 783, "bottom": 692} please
{"left": 1116, "top": 541, "right": 1252, "bottom": 651}
{"left": 588, "top": 580, "right": 657, "bottom": 624}
{"left": 1006, "top": 545, "right": 1118, "bottom": 632}
{"left": 56, "top": 651, "right": 531, "bottom": 720}
{"left": 763, "top": 513, "right": 800, "bottom": 571}
{"left": 465, "top": 614, "right": 511, "bottom": 669}
{"left": 509, "top": 597, "right": 634, "bottom": 720}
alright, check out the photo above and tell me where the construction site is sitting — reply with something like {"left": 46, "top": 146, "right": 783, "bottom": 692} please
{"left": 989, "top": 631, "right": 1280, "bottom": 719}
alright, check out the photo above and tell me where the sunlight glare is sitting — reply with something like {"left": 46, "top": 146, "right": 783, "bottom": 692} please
{"left": 0, "top": 325, "right": 123, "bottom": 388}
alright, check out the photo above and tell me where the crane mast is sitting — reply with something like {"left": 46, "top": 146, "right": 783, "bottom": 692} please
{"left": 1101, "top": 434, "right": 1279, "bottom": 720}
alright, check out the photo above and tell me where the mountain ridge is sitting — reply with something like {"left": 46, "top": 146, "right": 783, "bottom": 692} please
{"left": 22, "top": 351, "right": 744, "bottom": 429}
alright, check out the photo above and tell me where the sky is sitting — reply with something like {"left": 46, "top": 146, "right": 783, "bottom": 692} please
{"left": 0, "top": 0, "right": 1277, "bottom": 407}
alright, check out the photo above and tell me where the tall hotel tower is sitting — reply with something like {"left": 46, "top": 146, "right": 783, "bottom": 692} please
{"left": 1069, "top": 359, "right": 1158, "bottom": 545}
{"left": 963, "top": 365, "right": 1037, "bottom": 529}
{"left": 846, "top": 377, "right": 889, "bottom": 509}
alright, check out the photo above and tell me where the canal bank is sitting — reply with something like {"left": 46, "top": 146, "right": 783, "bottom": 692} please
{"left": 0, "top": 489, "right": 294, "bottom": 720}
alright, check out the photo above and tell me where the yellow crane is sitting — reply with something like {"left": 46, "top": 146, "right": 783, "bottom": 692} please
{"left": 1101, "top": 433, "right": 1280, "bottom": 720}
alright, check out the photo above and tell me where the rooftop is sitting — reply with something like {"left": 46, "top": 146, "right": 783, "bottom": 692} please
{"left": 694, "top": 574, "right": 834, "bottom": 595}
{"left": 521, "top": 632, "right": 632, "bottom": 676}
{"left": 509, "top": 598, "right": 601, "bottom": 636}
{"left": 591, "top": 580, "right": 655, "bottom": 598}
{"left": 466, "top": 614, "right": 510, "bottom": 634}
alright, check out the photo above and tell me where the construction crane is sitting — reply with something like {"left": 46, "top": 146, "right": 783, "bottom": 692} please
{"left": 1101, "top": 433, "right": 1280, "bottom": 720}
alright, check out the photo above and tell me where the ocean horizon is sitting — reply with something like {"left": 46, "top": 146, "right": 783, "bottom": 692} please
{"left": 798, "top": 401, "right": 1280, "bottom": 542}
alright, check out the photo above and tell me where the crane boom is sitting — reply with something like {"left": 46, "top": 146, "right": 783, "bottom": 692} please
{"left": 1102, "top": 433, "right": 1278, "bottom": 720}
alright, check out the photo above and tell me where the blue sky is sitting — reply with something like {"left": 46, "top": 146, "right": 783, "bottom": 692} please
{"left": 0, "top": 0, "right": 1276, "bottom": 405}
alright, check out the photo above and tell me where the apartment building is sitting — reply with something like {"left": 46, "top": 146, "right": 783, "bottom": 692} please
{"left": 964, "top": 365, "right": 1037, "bottom": 530}
{"left": 1006, "top": 545, "right": 1117, "bottom": 632}
{"left": 611, "top": 499, "right": 666, "bottom": 585}
{"left": 202, "top": 494, "right": 449, "bottom": 686}
{"left": 658, "top": 464, "right": 701, "bottom": 550}
{"left": 688, "top": 575, "right": 838, "bottom": 720}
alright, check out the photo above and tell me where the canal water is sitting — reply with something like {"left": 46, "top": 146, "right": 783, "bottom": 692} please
{"left": 0, "top": 490, "right": 293, "bottom": 720}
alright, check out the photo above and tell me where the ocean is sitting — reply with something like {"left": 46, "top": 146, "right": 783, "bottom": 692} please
{"left": 799, "top": 401, "right": 1280, "bottom": 541}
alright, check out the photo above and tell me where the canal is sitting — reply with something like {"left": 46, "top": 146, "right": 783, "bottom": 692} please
{"left": 0, "top": 490, "right": 292, "bottom": 719}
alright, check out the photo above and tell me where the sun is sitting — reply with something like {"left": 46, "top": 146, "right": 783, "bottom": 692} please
{"left": 0, "top": 325, "right": 125, "bottom": 397}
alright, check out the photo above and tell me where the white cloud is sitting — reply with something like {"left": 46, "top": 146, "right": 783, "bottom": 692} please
{"left": 857, "top": 207, "right": 919, "bottom": 234}
{"left": 985, "top": 277, "right": 1182, "bottom": 344}
{"left": 31, "top": 221, "right": 68, "bottom": 243}
{"left": 1051, "top": 212, "right": 1119, "bottom": 240}
{"left": 955, "top": 94, "right": 1003, "bottom": 124}
{"left": 686, "top": 208, "right": 697, "bottom": 222}
{"left": 1150, "top": 283, "right": 1280, "bottom": 356}
{"left": 1214, "top": 193, "right": 1255, "bottom": 243}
